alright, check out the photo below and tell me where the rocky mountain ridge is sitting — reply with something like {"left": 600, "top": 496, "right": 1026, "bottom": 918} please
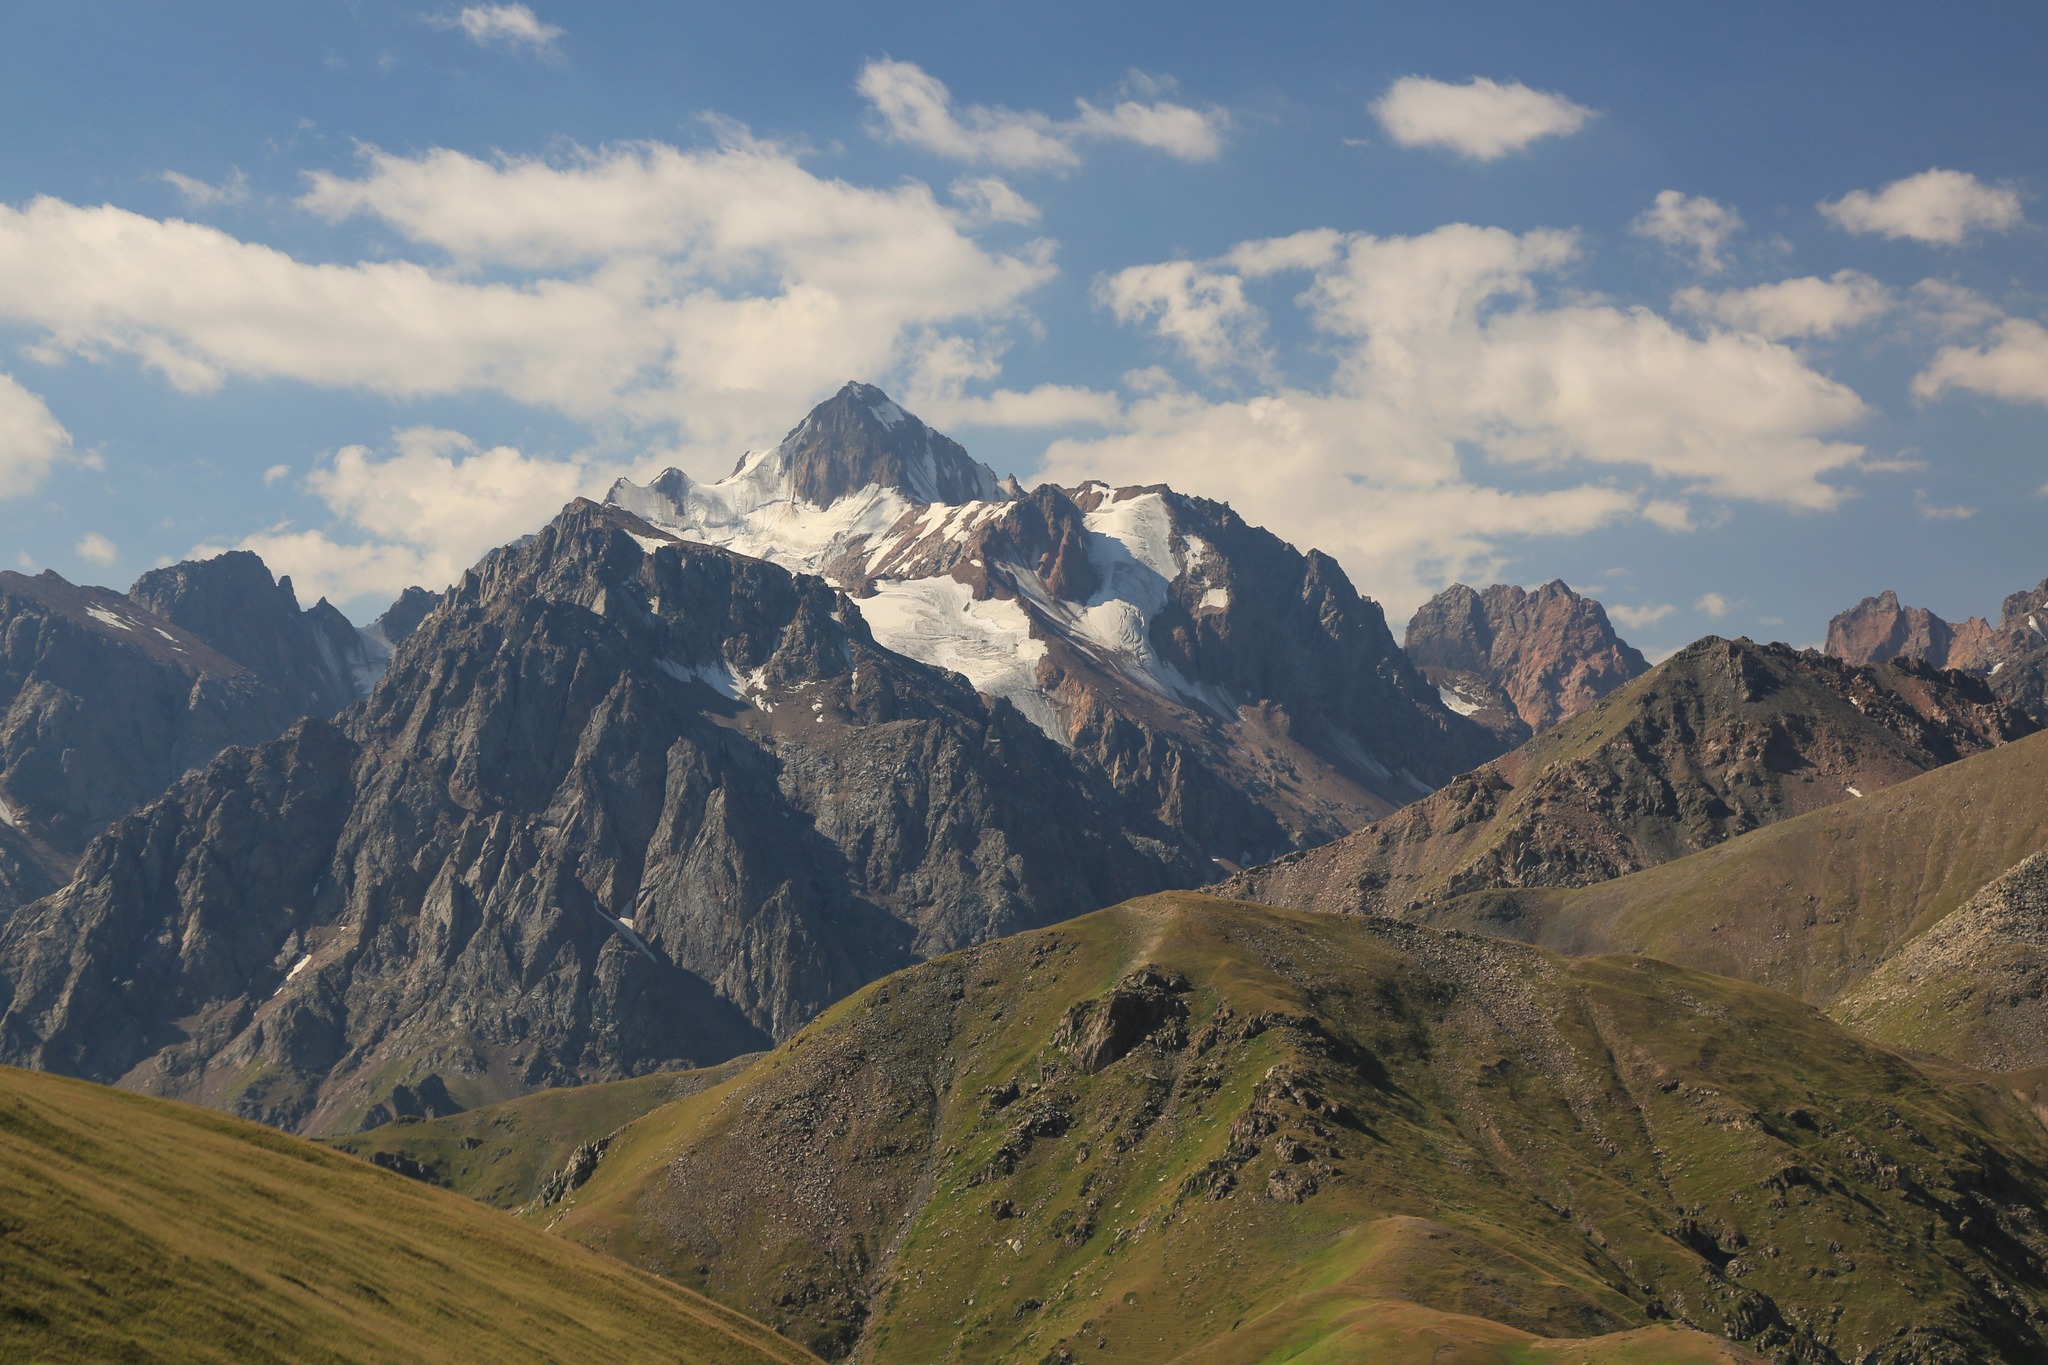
{"left": 0, "top": 500, "right": 1202, "bottom": 1133}
{"left": 1827, "top": 579, "right": 2048, "bottom": 723}
{"left": 1221, "top": 636, "right": 2035, "bottom": 918}
{"left": 0, "top": 555, "right": 402, "bottom": 916}
{"left": 612, "top": 381, "right": 1500, "bottom": 865}
{"left": 1404, "top": 579, "right": 1648, "bottom": 743}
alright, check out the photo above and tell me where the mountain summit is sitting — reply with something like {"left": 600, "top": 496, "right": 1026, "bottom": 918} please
{"left": 611, "top": 384, "right": 1498, "bottom": 865}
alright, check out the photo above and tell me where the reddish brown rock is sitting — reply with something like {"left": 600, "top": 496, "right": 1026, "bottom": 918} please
{"left": 1405, "top": 581, "right": 1647, "bottom": 736}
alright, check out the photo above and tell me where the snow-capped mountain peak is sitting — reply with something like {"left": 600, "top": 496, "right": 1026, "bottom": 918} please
{"left": 609, "top": 384, "right": 1495, "bottom": 865}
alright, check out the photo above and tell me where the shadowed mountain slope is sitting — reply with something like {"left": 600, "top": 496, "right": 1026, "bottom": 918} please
{"left": 0, "top": 1065, "right": 817, "bottom": 1365}
{"left": 0, "top": 501, "right": 1197, "bottom": 1134}
{"left": 354, "top": 895, "right": 2048, "bottom": 1365}
{"left": 1220, "top": 636, "right": 2033, "bottom": 918}
{"left": 0, "top": 555, "right": 397, "bottom": 916}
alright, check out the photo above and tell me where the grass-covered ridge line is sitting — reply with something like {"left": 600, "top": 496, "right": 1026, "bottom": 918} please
{"left": 365, "top": 893, "right": 2048, "bottom": 1363}
{"left": 0, "top": 1065, "right": 817, "bottom": 1364}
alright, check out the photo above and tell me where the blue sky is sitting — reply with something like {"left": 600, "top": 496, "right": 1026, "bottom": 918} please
{"left": 1, "top": 2, "right": 2044, "bottom": 654}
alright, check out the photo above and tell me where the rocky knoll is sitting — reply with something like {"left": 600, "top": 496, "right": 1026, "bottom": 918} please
{"left": 1827, "top": 579, "right": 2048, "bottom": 722}
{"left": 376, "top": 894, "right": 2048, "bottom": 1364}
{"left": 1405, "top": 580, "right": 1647, "bottom": 742}
{"left": 0, "top": 558, "right": 393, "bottom": 915}
{"left": 614, "top": 383, "right": 1499, "bottom": 867}
{"left": 0, "top": 501, "right": 1199, "bottom": 1133}
{"left": 1220, "top": 636, "right": 2034, "bottom": 918}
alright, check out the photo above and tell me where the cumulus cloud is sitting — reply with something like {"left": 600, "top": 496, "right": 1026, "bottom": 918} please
{"left": 74, "top": 532, "right": 117, "bottom": 565}
{"left": 161, "top": 169, "right": 250, "bottom": 210}
{"left": 1372, "top": 76, "right": 1594, "bottom": 161}
{"left": 0, "top": 371, "right": 72, "bottom": 499}
{"left": 1820, "top": 168, "right": 2023, "bottom": 245}
{"left": 437, "top": 4, "right": 562, "bottom": 54}
{"left": 1049, "top": 222, "right": 1872, "bottom": 614}
{"left": 0, "top": 131, "right": 1052, "bottom": 454}
{"left": 1676, "top": 270, "right": 1893, "bottom": 339}
{"left": 1608, "top": 602, "right": 1677, "bottom": 632}
{"left": 1914, "top": 317, "right": 2048, "bottom": 407}
{"left": 1632, "top": 190, "right": 1743, "bottom": 273}
{"left": 1094, "top": 260, "right": 1267, "bottom": 374}
{"left": 855, "top": 60, "right": 1226, "bottom": 170}
{"left": 949, "top": 175, "right": 1039, "bottom": 225}
{"left": 1694, "top": 591, "right": 1736, "bottom": 618}
{"left": 201, "top": 427, "right": 603, "bottom": 605}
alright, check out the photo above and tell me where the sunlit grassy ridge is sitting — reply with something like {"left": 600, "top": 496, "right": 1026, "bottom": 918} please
{"left": 359, "top": 894, "right": 2048, "bottom": 1363}
{"left": 0, "top": 1066, "right": 817, "bottom": 1364}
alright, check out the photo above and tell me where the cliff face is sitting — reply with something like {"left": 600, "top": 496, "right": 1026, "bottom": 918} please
{"left": 0, "top": 561, "right": 393, "bottom": 916}
{"left": 1405, "top": 580, "right": 1648, "bottom": 741}
{"left": 1826, "top": 580, "right": 2048, "bottom": 723}
{"left": 0, "top": 502, "right": 1200, "bottom": 1133}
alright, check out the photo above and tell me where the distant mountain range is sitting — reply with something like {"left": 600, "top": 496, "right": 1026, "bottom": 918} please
{"left": 1828, "top": 579, "right": 2048, "bottom": 722}
{"left": 12, "top": 380, "right": 2048, "bottom": 1361}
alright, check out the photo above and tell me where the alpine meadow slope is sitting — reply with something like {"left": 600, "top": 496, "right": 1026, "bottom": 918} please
{"left": 0, "top": 1064, "right": 817, "bottom": 1365}
{"left": 352, "top": 894, "right": 2048, "bottom": 1365}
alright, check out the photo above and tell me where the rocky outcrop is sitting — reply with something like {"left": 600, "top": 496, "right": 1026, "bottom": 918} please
{"left": 1405, "top": 581, "right": 1647, "bottom": 740}
{"left": 613, "top": 384, "right": 1501, "bottom": 868}
{"left": 1826, "top": 580, "right": 2048, "bottom": 723}
{"left": 0, "top": 502, "right": 1201, "bottom": 1133}
{"left": 1221, "top": 637, "right": 2036, "bottom": 919}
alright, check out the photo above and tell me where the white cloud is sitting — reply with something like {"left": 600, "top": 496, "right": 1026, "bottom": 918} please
{"left": 263, "top": 463, "right": 291, "bottom": 485}
{"left": 0, "top": 131, "right": 1053, "bottom": 455}
{"left": 1695, "top": 591, "right": 1736, "bottom": 618}
{"left": 899, "top": 333, "right": 1119, "bottom": 430}
{"left": 1094, "top": 260, "right": 1267, "bottom": 374}
{"left": 1913, "top": 490, "right": 1977, "bottom": 521}
{"left": 74, "top": 532, "right": 117, "bottom": 565}
{"left": 1820, "top": 169, "right": 2023, "bottom": 245}
{"left": 440, "top": 4, "right": 562, "bottom": 54}
{"left": 855, "top": 60, "right": 1226, "bottom": 170}
{"left": 0, "top": 371, "right": 72, "bottom": 499}
{"left": 1048, "top": 222, "right": 1873, "bottom": 615}
{"left": 1632, "top": 190, "right": 1743, "bottom": 273}
{"left": 1676, "top": 270, "right": 1893, "bottom": 339}
{"left": 161, "top": 169, "right": 250, "bottom": 210}
{"left": 1914, "top": 317, "right": 2048, "bottom": 407}
{"left": 1608, "top": 602, "right": 1677, "bottom": 632}
{"left": 1371, "top": 76, "right": 1594, "bottom": 161}
{"left": 949, "top": 175, "right": 1039, "bottom": 225}
{"left": 199, "top": 427, "right": 603, "bottom": 605}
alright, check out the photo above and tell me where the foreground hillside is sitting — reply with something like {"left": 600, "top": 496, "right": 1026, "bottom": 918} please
{"left": 0, "top": 1066, "right": 816, "bottom": 1365}
{"left": 356, "top": 895, "right": 2048, "bottom": 1364}
{"left": 1222, "top": 635, "right": 2033, "bottom": 916}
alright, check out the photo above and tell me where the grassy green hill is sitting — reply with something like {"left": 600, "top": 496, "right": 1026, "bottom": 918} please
{"left": 354, "top": 894, "right": 2048, "bottom": 1364}
{"left": 0, "top": 1065, "right": 817, "bottom": 1365}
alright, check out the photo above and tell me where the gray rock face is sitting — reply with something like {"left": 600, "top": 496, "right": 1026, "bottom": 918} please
{"left": 0, "top": 502, "right": 1201, "bottom": 1133}
{"left": 0, "top": 561, "right": 392, "bottom": 915}
{"left": 612, "top": 384, "right": 1503, "bottom": 870}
